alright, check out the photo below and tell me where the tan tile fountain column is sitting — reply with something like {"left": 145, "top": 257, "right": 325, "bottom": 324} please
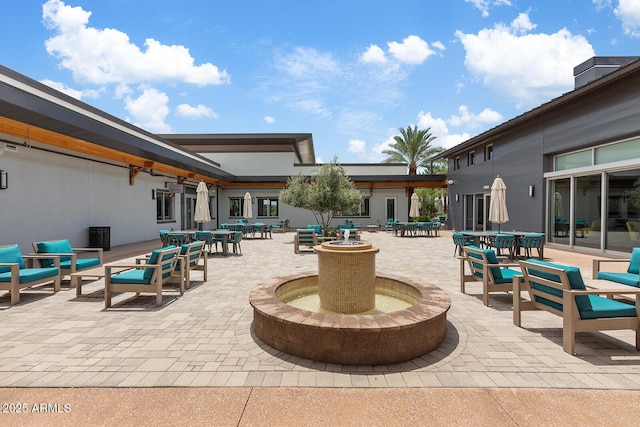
{"left": 314, "top": 241, "right": 380, "bottom": 314}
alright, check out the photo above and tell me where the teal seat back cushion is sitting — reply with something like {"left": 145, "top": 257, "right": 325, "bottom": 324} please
{"left": 525, "top": 259, "right": 591, "bottom": 313}
{"left": 0, "top": 245, "right": 25, "bottom": 273}
{"left": 37, "top": 240, "right": 73, "bottom": 267}
{"left": 143, "top": 247, "right": 176, "bottom": 280}
{"left": 467, "top": 246, "right": 502, "bottom": 280}
{"left": 627, "top": 247, "right": 640, "bottom": 274}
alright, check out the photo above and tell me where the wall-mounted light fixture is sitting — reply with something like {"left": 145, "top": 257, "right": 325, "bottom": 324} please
{"left": 0, "top": 170, "right": 7, "bottom": 190}
{"left": 252, "top": 197, "right": 256, "bottom": 204}
{"left": 151, "top": 189, "right": 155, "bottom": 200}
{"left": 455, "top": 194, "right": 459, "bottom": 202}
{"left": 483, "top": 185, "right": 490, "bottom": 190}
{"left": 528, "top": 185, "right": 535, "bottom": 197}
{"left": 447, "top": 179, "right": 454, "bottom": 185}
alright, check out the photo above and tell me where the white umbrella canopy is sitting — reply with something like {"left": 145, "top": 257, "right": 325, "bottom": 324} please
{"left": 409, "top": 192, "right": 420, "bottom": 218}
{"left": 243, "top": 192, "right": 253, "bottom": 219}
{"left": 194, "top": 181, "right": 211, "bottom": 226}
{"left": 488, "top": 176, "right": 509, "bottom": 232}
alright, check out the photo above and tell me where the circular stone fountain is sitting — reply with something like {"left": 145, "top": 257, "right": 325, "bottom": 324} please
{"left": 249, "top": 238, "right": 451, "bottom": 366}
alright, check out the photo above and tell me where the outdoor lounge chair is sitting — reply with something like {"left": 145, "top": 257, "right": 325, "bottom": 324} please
{"left": 105, "top": 245, "right": 181, "bottom": 308}
{"left": 32, "top": 239, "right": 103, "bottom": 285}
{"left": 460, "top": 245, "right": 520, "bottom": 306}
{"left": 592, "top": 247, "right": 640, "bottom": 287}
{"left": 174, "top": 241, "right": 207, "bottom": 289}
{"left": 514, "top": 259, "right": 640, "bottom": 354}
{"left": 294, "top": 229, "right": 318, "bottom": 253}
{"left": 0, "top": 244, "right": 61, "bottom": 305}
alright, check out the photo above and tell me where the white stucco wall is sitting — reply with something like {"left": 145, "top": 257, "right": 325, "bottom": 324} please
{"left": 0, "top": 145, "right": 181, "bottom": 253}
{"left": 203, "top": 152, "right": 300, "bottom": 175}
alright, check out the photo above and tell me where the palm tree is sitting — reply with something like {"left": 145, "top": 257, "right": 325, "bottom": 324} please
{"left": 382, "top": 125, "right": 440, "bottom": 175}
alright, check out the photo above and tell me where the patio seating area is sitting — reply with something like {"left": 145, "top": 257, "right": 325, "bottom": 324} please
{"left": 2, "top": 231, "right": 640, "bottom": 423}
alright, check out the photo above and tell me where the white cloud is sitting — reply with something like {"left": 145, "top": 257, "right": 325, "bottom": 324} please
{"left": 371, "top": 135, "right": 395, "bottom": 161}
{"left": 175, "top": 103, "right": 218, "bottom": 119}
{"left": 431, "top": 41, "right": 446, "bottom": 51}
{"left": 42, "top": 0, "right": 231, "bottom": 86}
{"left": 417, "top": 111, "right": 472, "bottom": 149}
{"left": 124, "top": 87, "right": 171, "bottom": 133}
{"left": 263, "top": 116, "right": 276, "bottom": 124}
{"left": 615, "top": 0, "right": 640, "bottom": 37}
{"left": 360, "top": 44, "right": 387, "bottom": 64}
{"left": 387, "top": 35, "right": 435, "bottom": 64}
{"left": 465, "top": 0, "right": 512, "bottom": 17}
{"left": 456, "top": 13, "right": 595, "bottom": 108}
{"left": 447, "top": 105, "right": 502, "bottom": 128}
{"left": 348, "top": 139, "right": 366, "bottom": 153}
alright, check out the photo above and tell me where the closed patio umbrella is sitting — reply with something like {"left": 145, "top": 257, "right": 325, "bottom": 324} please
{"left": 488, "top": 176, "right": 509, "bottom": 232}
{"left": 409, "top": 192, "right": 419, "bottom": 219}
{"left": 243, "top": 192, "right": 253, "bottom": 219}
{"left": 194, "top": 181, "right": 211, "bottom": 229}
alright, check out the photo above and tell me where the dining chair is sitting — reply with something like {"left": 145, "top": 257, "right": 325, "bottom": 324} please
{"left": 229, "top": 231, "right": 242, "bottom": 254}
{"left": 167, "top": 233, "right": 189, "bottom": 246}
{"left": 488, "top": 234, "right": 516, "bottom": 260}
{"left": 452, "top": 233, "right": 474, "bottom": 257}
{"left": 521, "top": 233, "right": 544, "bottom": 259}
{"left": 193, "top": 231, "right": 215, "bottom": 255}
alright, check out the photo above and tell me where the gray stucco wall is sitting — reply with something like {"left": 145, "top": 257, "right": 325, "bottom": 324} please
{"left": 1, "top": 144, "right": 180, "bottom": 253}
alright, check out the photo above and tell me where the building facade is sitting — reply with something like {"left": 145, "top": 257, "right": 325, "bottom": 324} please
{"left": 437, "top": 57, "right": 640, "bottom": 255}
{"left": 0, "top": 65, "right": 445, "bottom": 253}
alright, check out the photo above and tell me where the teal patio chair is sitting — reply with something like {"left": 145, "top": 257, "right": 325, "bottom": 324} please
{"left": 294, "top": 229, "right": 318, "bottom": 253}
{"left": 105, "top": 245, "right": 181, "bottom": 308}
{"left": 592, "top": 247, "right": 640, "bottom": 287}
{"left": 174, "top": 241, "right": 207, "bottom": 289}
{"left": 193, "top": 231, "right": 215, "bottom": 255}
{"left": 306, "top": 224, "right": 322, "bottom": 236}
{"left": 229, "top": 231, "right": 243, "bottom": 254}
{"left": 452, "top": 232, "right": 473, "bottom": 257}
{"left": 0, "top": 244, "right": 61, "bottom": 305}
{"left": 487, "top": 234, "right": 515, "bottom": 259}
{"left": 461, "top": 245, "right": 520, "bottom": 306}
{"left": 32, "top": 239, "right": 103, "bottom": 285}
{"left": 166, "top": 233, "right": 189, "bottom": 246}
{"left": 515, "top": 259, "right": 640, "bottom": 354}
{"left": 159, "top": 229, "right": 170, "bottom": 246}
{"left": 521, "top": 233, "right": 544, "bottom": 259}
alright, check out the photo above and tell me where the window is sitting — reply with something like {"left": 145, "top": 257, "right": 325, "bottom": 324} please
{"left": 468, "top": 151, "right": 475, "bottom": 166}
{"left": 485, "top": 145, "right": 494, "bottom": 161}
{"left": 454, "top": 156, "right": 461, "bottom": 170}
{"left": 229, "top": 197, "right": 245, "bottom": 217}
{"left": 340, "top": 198, "right": 370, "bottom": 217}
{"left": 257, "top": 198, "right": 278, "bottom": 217}
{"left": 156, "top": 190, "right": 174, "bottom": 222}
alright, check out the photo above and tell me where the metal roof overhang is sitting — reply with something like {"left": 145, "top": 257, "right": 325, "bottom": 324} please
{"left": 159, "top": 133, "right": 315, "bottom": 164}
{"left": 434, "top": 58, "right": 640, "bottom": 160}
{"left": 0, "top": 65, "right": 236, "bottom": 185}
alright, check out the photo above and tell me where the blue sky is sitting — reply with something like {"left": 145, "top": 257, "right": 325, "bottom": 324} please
{"left": 1, "top": 0, "right": 639, "bottom": 164}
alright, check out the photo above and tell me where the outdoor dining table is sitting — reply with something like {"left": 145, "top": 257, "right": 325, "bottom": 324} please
{"left": 460, "top": 230, "right": 545, "bottom": 259}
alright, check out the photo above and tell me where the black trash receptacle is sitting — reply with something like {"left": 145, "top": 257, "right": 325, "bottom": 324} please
{"left": 89, "top": 226, "right": 111, "bottom": 251}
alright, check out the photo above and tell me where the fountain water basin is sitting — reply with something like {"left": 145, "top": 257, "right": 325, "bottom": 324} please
{"left": 249, "top": 240, "right": 451, "bottom": 365}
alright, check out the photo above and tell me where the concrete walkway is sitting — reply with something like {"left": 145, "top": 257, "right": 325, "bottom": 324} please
{"left": 1, "top": 231, "right": 639, "bottom": 425}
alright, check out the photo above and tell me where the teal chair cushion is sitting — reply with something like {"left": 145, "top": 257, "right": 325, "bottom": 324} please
{"left": 579, "top": 295, "right": 637, "bottom": 319}
{"left": 525, "top": 259, "right": 591, "bottom": 313}
{"left": 143, "top": 246, "right": 177, "bottom": 280}
{"left": 467, "top": 246, "right": 503, "bottom": 280}
{"left": 0, "top": 245, "right": 25, "bottom": 273}
{"left": 59, "top": 258, "right": 101, "bottom": 271}
{"left": 596, "top": 271, "right": 639, "bottom": 287}
{"left": 110, "top": 269, "right": 149, "bottom": 285}
{"left": 37, "top": 240, "right": 74, "bottom": 267}
{"left": 627, "top": 248, "right": 640, "bottom": 274}
{"left": 0, "top": 267, "right": 58, "bottom": 284}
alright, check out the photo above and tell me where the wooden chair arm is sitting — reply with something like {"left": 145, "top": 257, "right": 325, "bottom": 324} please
{"left": 592, "top": 258, "right": 631, "bottom": 279}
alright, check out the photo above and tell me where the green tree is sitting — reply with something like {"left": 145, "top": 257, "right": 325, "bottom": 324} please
{"left": 280, "top": 158, "right": 362, "bottom": 233}
{"left": 382, "top": 125, "right": 441, "bottom": 175}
